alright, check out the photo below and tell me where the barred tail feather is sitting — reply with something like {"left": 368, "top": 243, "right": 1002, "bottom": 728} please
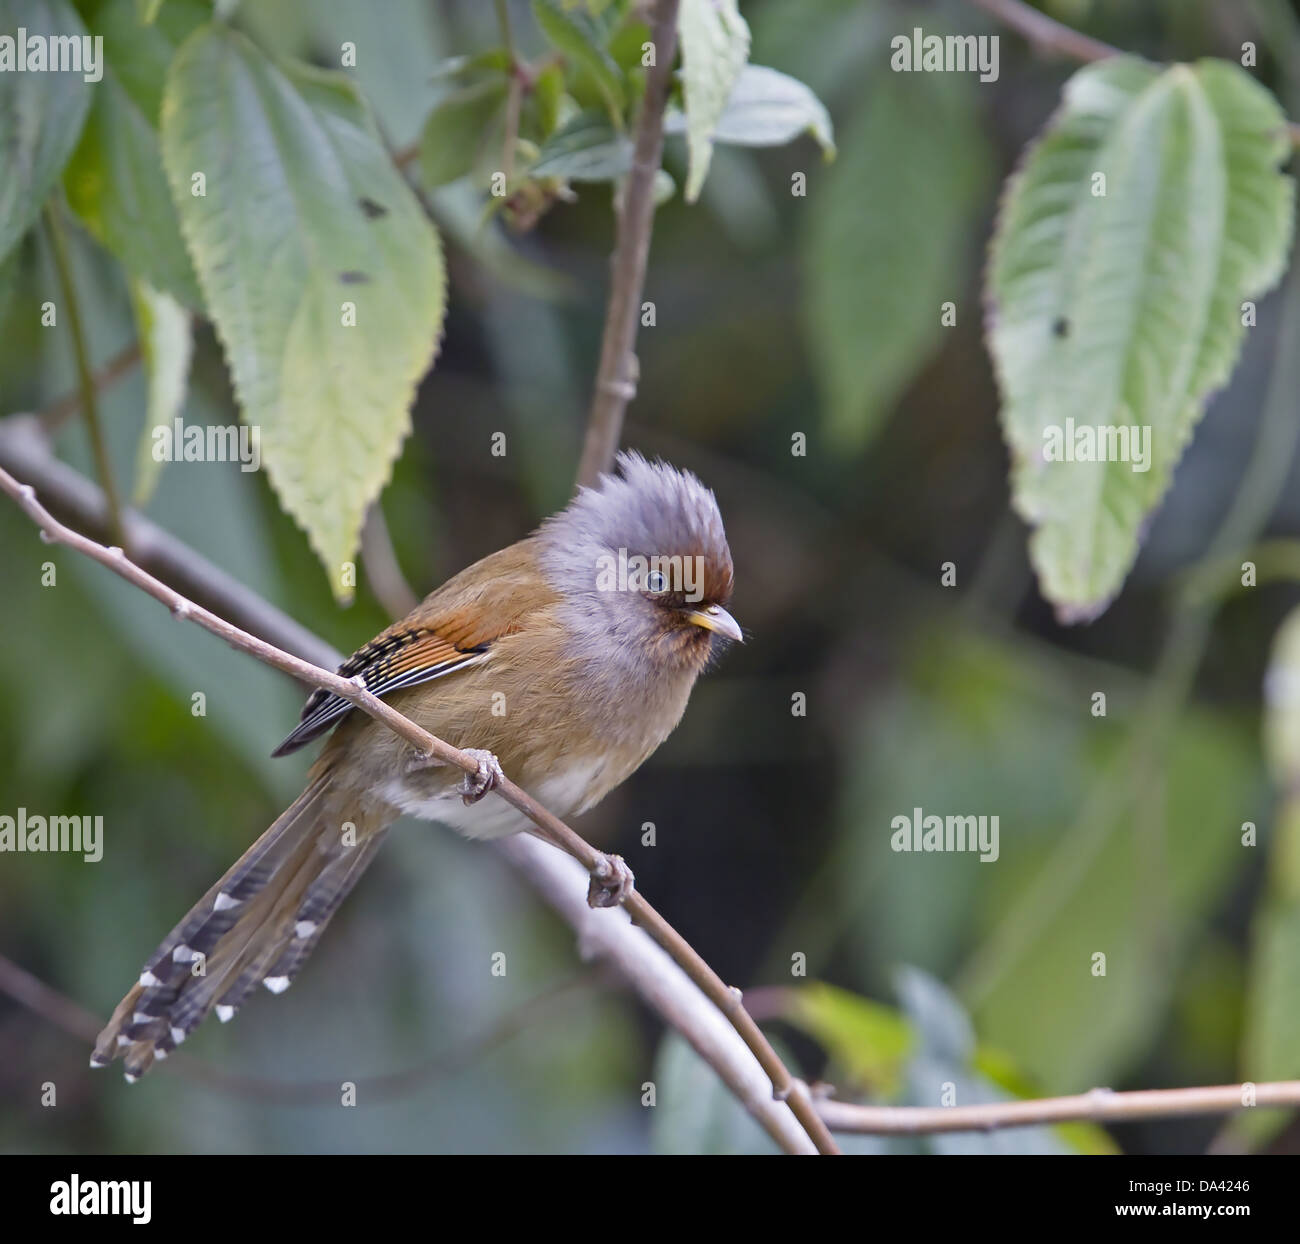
{"left": 92, "top": 770, "right": 391, "bottom": 1081}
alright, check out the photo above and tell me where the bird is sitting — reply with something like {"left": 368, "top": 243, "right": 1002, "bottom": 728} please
{"left": 91, "top": 451, "right": 742, "bottom": 1080}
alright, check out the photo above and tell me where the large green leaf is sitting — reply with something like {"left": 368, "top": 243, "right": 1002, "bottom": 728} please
{"left": 987, "top": 58, "right": 1294, "bottom": 622}
{"left": 677, "top": 0, "right": 750, "bottom": 203}
{"left": 161, "top": 26, "right": 445, "bottom": 596}
{"left": 63, "top": 0, "right": 204, "bottom": 306}
{"left": 803, "top": 69, "right": 990, "bottom": 447}
{"left": 0, "top": 0, "right": 92, "bottom": 264}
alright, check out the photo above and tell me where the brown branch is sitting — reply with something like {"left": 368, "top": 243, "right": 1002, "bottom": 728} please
{"left": 966, "top": 0, "right": 1118, "bottom": 62}
{"left": 574, "top": 0, "right": 680, "bottom": 489}
{"left": 0, "top": 444, "right": 834, "bottom": 1155}
{"left": 818, "top": 1081, "right": 1300, "bottom": 1135}
{"left": 0, "top": 415, "right": 339, "bottom": 676}
{"left": 39, "top": 339, "right": 143, "bottom": 433}
{"left": 968, "top": 0, "right": 1300, "bottom": 144}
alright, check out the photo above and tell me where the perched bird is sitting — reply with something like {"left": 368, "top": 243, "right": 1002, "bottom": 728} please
{"left": 92, "top": 452, "right": 741, "bottom": 1080}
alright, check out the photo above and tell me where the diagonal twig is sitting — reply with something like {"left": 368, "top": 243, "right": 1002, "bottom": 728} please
{"left": 0, "top": 447, "right": 836, "bottom": 1155}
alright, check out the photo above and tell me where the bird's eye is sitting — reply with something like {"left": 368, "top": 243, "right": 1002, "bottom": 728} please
{"left": 645, "top": 570, "right": 669, "bottom": 593}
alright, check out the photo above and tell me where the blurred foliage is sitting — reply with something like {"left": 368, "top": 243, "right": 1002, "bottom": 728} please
{"left": 3, "top": 0, "right": 1300, "bottom": 1156}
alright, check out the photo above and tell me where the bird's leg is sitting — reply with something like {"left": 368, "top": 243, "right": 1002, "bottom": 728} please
{"left": 459, "top": 748, "right": 505, "bottom": 805}
{"left": 587, "top": 853, "right": 635, "bottom": 908}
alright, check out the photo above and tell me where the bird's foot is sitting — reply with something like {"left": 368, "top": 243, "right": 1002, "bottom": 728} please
{"left": 587, "top": 853, "right": 635, "bottom": 908}
{"left": 460, "top": 749, "right": 505, "bottom": 805}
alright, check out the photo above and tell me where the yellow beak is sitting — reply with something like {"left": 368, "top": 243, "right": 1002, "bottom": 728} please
{"left": 683, "top": 603, "right": 744, "bottom": 643}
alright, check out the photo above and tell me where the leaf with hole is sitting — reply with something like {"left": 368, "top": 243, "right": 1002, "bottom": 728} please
{"left": 987, "top": 57, "right": 1294, "bottom": 622}
{"left": 161, "top": 27, "right": 445, "bottom": 598}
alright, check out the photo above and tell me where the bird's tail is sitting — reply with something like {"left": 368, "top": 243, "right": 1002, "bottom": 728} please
{"left": 92, "top": 768, "right": 391, "bottom": 1081}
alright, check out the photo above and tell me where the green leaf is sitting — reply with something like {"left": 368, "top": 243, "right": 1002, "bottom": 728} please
{"left": 987, "top": 58, "right": 1294, "bottom": 622}
{"left": 803, "top": 70, "right": 990, "bottom": 447}
{"left": 786, "top": 981, "right": 912, "bottom": 1095}
{"left": 63, "top": 0, "right": 204, "bottom": 307}
{"left": 419, "top": 77, "right": 508, "bottom": 188}
{"left": 677, "top": 0, "right": 750, "bottom": 202}
{"left": 0, "top": 0, "right": 92, "bottom": 265}
{"left": 161, "top": 26, "right": 445, "bottom": 596}
{"left": 129, "top": 278, "right": 193, "bottom": 504}
{"left": 712, "top": 64, "right": 834, "bottom": 158}
{"left": 531, "top": 0, "right": 625, "bottom": 125}
{"left": 530, "top": 109, "right": 630, "bottom": 180}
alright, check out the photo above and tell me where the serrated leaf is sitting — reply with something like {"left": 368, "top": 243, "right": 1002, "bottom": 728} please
{"left": 130, "top": 278, "right": 192, "bottom": 504}
{"left": 987, "top": 57, "right": 1294, "bottom": 622}
{"left": 161, "top": 26, "right": 445, "bottom": 598}
{"left": 0, "top": 0, "right": 92, "bottom": 265}
{"left": 530, "top": 109, "right": 630, "bottom": 180}
{"left": 419, "top": 77, "right": 508, "bottom": 188}
{"left": 63, "top": 0, "right": 204, "bottom": 307}
{"left": 532, "top": 0, "right": 625, "bottom": 125}
{"left": 677, "top": 0, "right": 750, "bottom": 202}
{"left": 712, "top": 63, "right": 834, "bottom": 158}
{"left": 803, "top": 70, "right": 990, "bottom": 447}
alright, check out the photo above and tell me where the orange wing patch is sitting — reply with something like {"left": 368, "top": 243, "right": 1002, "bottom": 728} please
{"left": 270, "top": 627, "right": 489, "bottom": 757}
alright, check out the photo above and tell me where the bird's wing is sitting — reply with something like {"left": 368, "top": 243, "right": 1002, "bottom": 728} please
{"left": 271, "top": 541, "right": 552, "bottom": 757}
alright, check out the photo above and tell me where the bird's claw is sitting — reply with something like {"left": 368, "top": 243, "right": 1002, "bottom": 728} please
{"left": 587, "top": 853, "right": 635, "bottom": 908}
{"left": 460, "top": 749, "right": 504, "bottom": 805}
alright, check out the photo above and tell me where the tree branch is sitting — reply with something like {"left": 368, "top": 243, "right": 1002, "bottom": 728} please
{"left": 819, "top": 1080, "right": 1300, "bottom": 1135}
{"left": 0, "top": 436, "right": 833, "bottom": 1155}
{"left": 0, "top": 415, "right": 338, "bottom": 676}
{"left": 968, "top": 0, "right": 1300, "bottom": 143}
{"left": 39, "top": 339, "right": 142, "bottom": 433}
{"left": 966, "top": 0, "right": 1118, "bottom": 62}
{"left": 574, "top": 0, "right": 680, "bottom": 489}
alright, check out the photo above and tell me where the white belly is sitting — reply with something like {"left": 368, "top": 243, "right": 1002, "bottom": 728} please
{"left": 377, "top": 757, "right": 608, "bottom": 841}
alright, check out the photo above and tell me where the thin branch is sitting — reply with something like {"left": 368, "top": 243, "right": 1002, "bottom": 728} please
{"left": 0, "top": 449, "right": 834, "bottom": 1155}
{"left": 360, "top": 499, "right": 421, "bottom": 619}
{"left": 818, "top": 1081, "right": 1300, "bottom": 1135}
{"left": 43, "top": 201, "right": 128, "bottom": 550}
{"left": 574, "top": 0, "right": 680, "bottom": 489}
{"left": 968, "top": 0, "right": 1300, "bottom": 144}
{"left": 39, "top": 339, "right": 142, "bottom": 433}
{"left": 0, "top": 415, "right": 338, "bottom": 675}
{"left": 966, "top": 0, "right": 1118, "bottom": 62}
